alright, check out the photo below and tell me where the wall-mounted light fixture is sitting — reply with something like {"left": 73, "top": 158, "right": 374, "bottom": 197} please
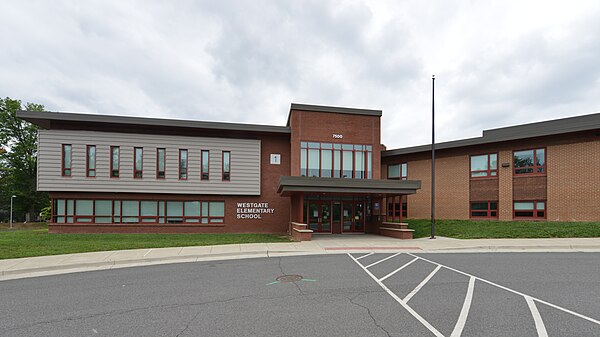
{"left": 501, "top": 163, "right": 510, "bottom": 168}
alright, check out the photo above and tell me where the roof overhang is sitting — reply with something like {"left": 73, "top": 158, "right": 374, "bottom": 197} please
{"left": 277, "top": 176, "right": 421, "bottom": 197}
{"left": 17, "top": 110, "right": 291, "bottom": 136}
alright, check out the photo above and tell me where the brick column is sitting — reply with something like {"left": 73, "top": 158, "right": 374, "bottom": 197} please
{"left": 498, "top": 150, "right": 513, "bottom": 221}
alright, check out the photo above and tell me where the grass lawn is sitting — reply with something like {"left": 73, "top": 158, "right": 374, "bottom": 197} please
{"left": 406, "top": 219, "right": 600, "bottom": 239}
{"left": 0, "top": 223, "right": 290, "bottom": 260}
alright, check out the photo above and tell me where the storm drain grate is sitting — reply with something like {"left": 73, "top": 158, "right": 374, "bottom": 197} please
{"left": 276, "top": 275, "right": 303, "bottom": 283}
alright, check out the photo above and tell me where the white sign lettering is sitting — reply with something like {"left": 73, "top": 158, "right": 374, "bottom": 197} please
{"left": 236, "top": 202, "right": 275, "bottom": 219}
{"left": 333, "top": 134, "right": 343, "bottom": 139}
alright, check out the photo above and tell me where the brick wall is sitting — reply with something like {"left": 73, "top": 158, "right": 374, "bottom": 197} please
{"left": 383, "top": 131, "right": 600, "bottom": 222}
{"left": 289, "top": 109, "right": 381, "bottom": 179}
{"left": 402, "top": 153, "right": 470, "bottom": 219}
{"left": 547, "top": 140, "right": 600, "bottom": 221}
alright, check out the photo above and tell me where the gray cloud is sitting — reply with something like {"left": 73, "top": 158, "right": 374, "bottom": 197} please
{"left": 1, "top": 0, "right": 599, "bottom": 148}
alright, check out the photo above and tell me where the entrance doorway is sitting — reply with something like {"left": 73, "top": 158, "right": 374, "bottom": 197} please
{"left": 305, "top": 198, "right": 366, "bottom": 234}
{"left": 342, "top": 201, "right": 365, "bottom": 233}
{"left": 307, "top": 201, "right": 332, "bottom": 233}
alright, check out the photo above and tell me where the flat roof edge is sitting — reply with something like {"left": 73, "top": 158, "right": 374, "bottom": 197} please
{"left": 384, "top": 112, "right": 600, "bottom": 157}
{"left": 17, "top": 110, "right": 291, "bottom": 134}
{"left": 290, "top": 103, "right": 382, "bottom": 117}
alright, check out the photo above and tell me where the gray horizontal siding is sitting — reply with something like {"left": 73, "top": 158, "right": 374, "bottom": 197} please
{"left": 38, "top": 130, "right": 261, "bottom": 195}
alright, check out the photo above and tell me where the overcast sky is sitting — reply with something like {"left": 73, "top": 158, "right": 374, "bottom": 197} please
{"left": 1, "top": 1, "right": 599, "bottom": 148}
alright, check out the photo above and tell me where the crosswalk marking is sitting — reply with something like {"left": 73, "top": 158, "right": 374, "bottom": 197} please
{"left": 364, "top": 252, "right": 402, "bottom": 269}
{"left": 403, "top": 265, "right": 441, "bottom": 303}
{"left": 450, "top": 276, "right": 475, "bottom": 337}
{"left": 406, "top": 252, "right": 600, "bottom": 327}
{"left": 348, "top": 253, "right": 445, "bottom": 337}
{"left": 355, "top": 252, "right": 374, "bottom": 260}
{"left": 525, "top": 296, "right": 549, "bottom": 337}
{"left": 379, "top": 257, "right": 418, "bottom": 282}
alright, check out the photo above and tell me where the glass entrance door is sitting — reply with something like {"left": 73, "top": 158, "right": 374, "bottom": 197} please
{"left": 307, "top": 201, "right": 332, "bottom": 233}
{"left": 341, "top": 200, "right": 366, "bottom": 233}
{"left": 353, "top": 201, "right": 365, "bottom": 232}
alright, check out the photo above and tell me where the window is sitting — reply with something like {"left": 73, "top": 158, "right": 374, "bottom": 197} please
{"left": 86, "top": 145, "right": 96, "bottom": 177}
{"left": 179, "top": 149, "right": 188, "bottom": 180}
{"left": 203, "top": 201, "right": 225, "bottom": 223}
{"left": 156, "top": 148, "right": 166, "bottom": 179}
{"left": 300, "top": 142, "right": 373, "bottom": 179}
{"left": 201, "top": 150, "right": 209, "bottom": 180}
{"left": 470, "top": 201, "right": 498, "bottom": 218}
{"left": 470, "top": 154, "right": 497, "bottom": 178}
{"left": 62, "top": 144, "right": 72, "bottom": 176}
{"left": 52, "top": 198, "right": 225, "bottom": 224}
{"left": 75, "top": 200, "right": 93, "bottom": 223}
{"left": 140, "top": 201, "right": 158, "bottom": 223}
{"left": 222, "top": 151, "right": 230, "bottom": 181}
{"left": 514, "top": 149, "right": 545, "bottom": 175}
{"left": 122, "top": 200, "right": 140, "bottom": 223}
{"left": 134, "top": 147, "right": 143, "bottom": 178}
{"left": 514, "top": 201, "right": 546, "bottom": 219}
{"left": 110, "top": 146, "right": 120, "bottom": 177}
{"left": 388, "top": 163, "right": 407, "bottom": 180}
{"left": 95, "top": 200, "right": 112, "bottom": 223}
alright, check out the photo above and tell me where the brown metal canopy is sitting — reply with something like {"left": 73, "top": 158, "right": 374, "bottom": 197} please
{"left": 277, "top": 176, "right": 421, "bottom": 196}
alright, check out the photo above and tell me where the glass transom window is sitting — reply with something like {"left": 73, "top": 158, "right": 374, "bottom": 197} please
{"left": 300, "top": 142, "right": 373, "bottom": 179}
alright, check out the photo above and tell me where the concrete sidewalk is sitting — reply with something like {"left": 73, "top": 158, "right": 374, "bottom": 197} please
{"left": 2, "top": 235, "right": 600, "bottom": 281}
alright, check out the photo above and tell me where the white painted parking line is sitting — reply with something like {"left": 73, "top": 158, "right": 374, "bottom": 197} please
{"left": 407, "top": 253, "right": 600, "bottom": 327}
{"left": 403, "top": 265, "right": 442, "bottom": 303}
{"left": 348, "top": 253, "right": 444, "bottom": 337}
{"left": 379, "top": 257, "right": 418, "bottom": 282}
{"left": 355, "top": 252, "right": 374, "bottom": 260}
{"left": 525, "top": 296, "right": 549, "bottom": 337}
{"left": 364, "top": 252, "right": 402, "bottom": 269}
{"left": 450, "top": 276, "right": 475, "bottom": 337}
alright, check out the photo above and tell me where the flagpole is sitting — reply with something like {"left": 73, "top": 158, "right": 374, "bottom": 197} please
{"left": 431, "top": 75, "right": 436, "bottom": 239}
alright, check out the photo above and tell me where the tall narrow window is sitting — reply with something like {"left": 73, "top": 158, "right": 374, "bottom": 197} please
{"left": 134, "top": 147, "right": 143, "bottom": 178}
{"left": 86, "top": 145, "right": 96, "bottom": 177}
{"left": 342, "top": 146, "right": 353, "bottom": 178}
{"left": 401, "top": 163, "right": 408, "bottom": 180}
{"left": 179, "top": 149, "right": 188, "bottom": 180}
{"left": 62, "top": 144, "right": 72, "bottom": 176}
{"left": 110, "top": 146, "right": 120, "bottom": 177}
{"left": 222, "top": 151, "right": 231, "bottom": 181}
{"left": 201, "top": 150, "right": 210, "bottom": 180}
{"left": 156, "top": 148, "right": 165, "bottom": 179}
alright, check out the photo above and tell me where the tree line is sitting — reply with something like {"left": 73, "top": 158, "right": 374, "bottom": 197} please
{"left": 0, "top": 97, "right": 48, "bottom": 223}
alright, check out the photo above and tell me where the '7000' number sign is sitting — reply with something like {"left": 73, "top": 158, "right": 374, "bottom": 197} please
{"left": 333, "top": 134, "right": 343, "bottom": 139}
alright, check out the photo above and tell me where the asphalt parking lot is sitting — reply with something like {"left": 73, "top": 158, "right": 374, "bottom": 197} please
{"left": 0, "top": 252, "right": 598, "bottom": 336}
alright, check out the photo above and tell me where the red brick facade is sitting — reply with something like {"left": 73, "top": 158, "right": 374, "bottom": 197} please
{"left": 383, "top": 131, "right": 600, "bottom": 222}
{"left": 25, "top": 105, "right": 600, "bottom": 234}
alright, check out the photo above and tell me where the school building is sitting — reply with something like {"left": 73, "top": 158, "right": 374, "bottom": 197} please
{"left": 18, "top": 104, "right": 600, "bottom": 238}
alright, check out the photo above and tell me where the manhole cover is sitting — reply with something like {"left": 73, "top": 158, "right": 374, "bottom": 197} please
{"left": 276, "top": 275, "right": 303, "bottom": 283}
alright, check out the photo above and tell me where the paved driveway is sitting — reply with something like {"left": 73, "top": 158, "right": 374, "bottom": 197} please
{"left": 0, "top": 252, "right": 598, "bottom": 336}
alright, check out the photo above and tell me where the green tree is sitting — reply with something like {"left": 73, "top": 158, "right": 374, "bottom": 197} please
{"left": 0, "top": 97, "right": 48, "bottom": 222}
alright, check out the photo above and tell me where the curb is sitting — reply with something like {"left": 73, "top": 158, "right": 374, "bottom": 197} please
{"left": 2, "top": 245, "right": 600, "bottom": 279}
{"left": 0, "top": 250, "right": 326, "bottom": 277}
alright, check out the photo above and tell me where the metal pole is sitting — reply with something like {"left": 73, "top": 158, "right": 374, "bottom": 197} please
{"left": 431, "top": 75, "right": 436, "bottom": 239}
{"left": 10, "top": 195, "right": 15, "bottom": 229}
